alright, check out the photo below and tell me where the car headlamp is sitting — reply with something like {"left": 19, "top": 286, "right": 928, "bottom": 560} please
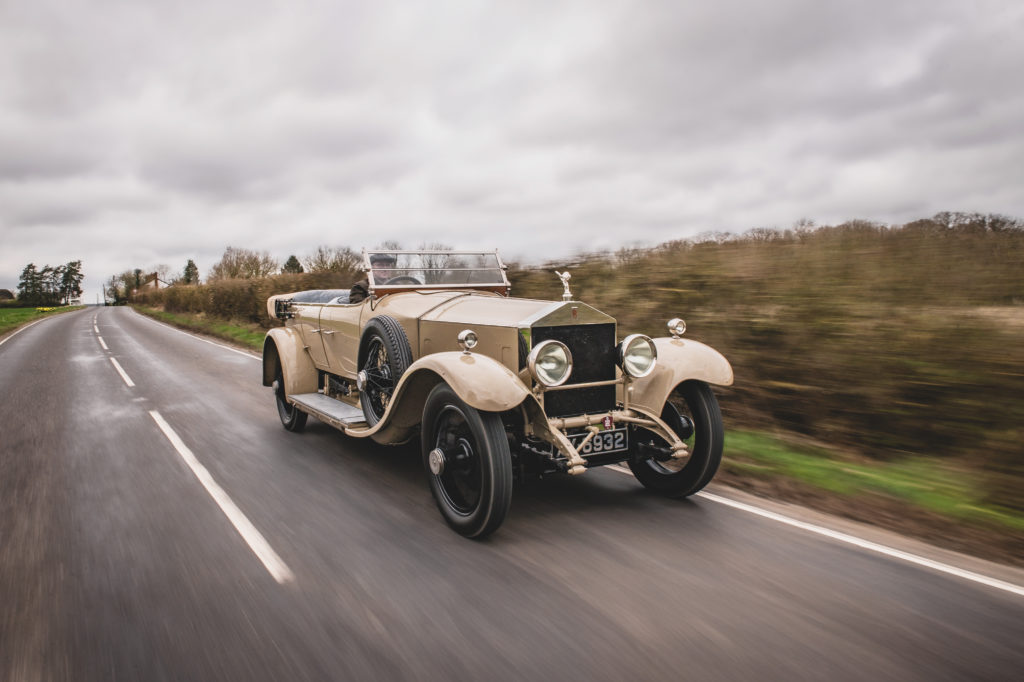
{"left": 527, "top": 339, "right": 573, "bottom": 387}
{"left": 618, "top": 334, "right": 657, "bottom": 378}
{"left": 457, "top": 329, "right": 478, "bottom": 352}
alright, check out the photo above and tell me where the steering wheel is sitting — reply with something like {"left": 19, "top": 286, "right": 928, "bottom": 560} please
{"left": 384, "top": 275, "right": 422, "bottom": 285}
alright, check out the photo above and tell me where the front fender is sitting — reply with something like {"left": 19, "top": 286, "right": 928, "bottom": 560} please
{"left": 626, "top": 337, "right": 733, "bottom": 414}
{"left": 348, "top": 351, "right": 531, "bottom": 443}
{"left": 408, "top": 352, "right": 531, "bottom": 412}
{"left": 263, "top": 328, "right": 318, "bottom": 396}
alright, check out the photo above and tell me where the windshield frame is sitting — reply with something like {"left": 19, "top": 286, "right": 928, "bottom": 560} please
{"left": 360, "top": 249, "right": 511, "bottom": 297}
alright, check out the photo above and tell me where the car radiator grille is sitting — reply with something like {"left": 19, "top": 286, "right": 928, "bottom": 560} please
{"left": 531, "top": 323, "right": 617, "bottom": 418}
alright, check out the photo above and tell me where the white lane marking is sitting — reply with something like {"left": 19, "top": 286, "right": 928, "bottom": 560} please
{"left": 0, "top": 317, "right": 49, "bottom": 347}
{"left": 606, "top": 465, "right": 1024, "bottom": 598}
{"left": 93, "top": 325, "right": 99, "bottom": 333}
{"left": 98, "top": 336, "right": 109, "bottom": 350}
{"left": 130, "top": 308, "right": 259, "bottom": 360}
{"left": 109, "top": 357, "right": 135, "bottom": 387}
{"left": 149, "top": 410, "right": 295, "bottom": 584}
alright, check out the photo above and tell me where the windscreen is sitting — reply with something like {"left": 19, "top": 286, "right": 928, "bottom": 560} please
{"left": 365, "top": 251, "right": 506, "bottom": 288}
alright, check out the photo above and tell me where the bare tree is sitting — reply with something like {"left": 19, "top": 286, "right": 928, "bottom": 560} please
{"left": 207, "top": 247, "right": 279, "bottom": 280}
{"left": 417, "top": 242, "right": 454, "bottom": 282}
{"left": 154, "top": 263, "right": 172, "bottom": 285}
{"left": 302, "top": 246, "right": 359, "bottom": 273}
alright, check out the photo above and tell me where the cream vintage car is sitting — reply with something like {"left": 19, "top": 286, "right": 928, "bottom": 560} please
{"left": 263, "top": 250, "right": 733, "bottom": 537}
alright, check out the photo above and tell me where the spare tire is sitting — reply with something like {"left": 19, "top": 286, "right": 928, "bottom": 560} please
{"left": 357, "top": 316, "right": 413, "bottom": 426}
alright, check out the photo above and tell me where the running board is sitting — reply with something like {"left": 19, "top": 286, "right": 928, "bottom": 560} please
{"left": 289, "top": 393, "right": 367, "bottom": 429}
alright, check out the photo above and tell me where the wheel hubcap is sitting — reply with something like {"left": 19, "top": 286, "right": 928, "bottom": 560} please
{"left": 433, "top": 408, "right": 482, "bottom": 515}
{"left": 428, "top": 448, "right": 446, "bottom": 475}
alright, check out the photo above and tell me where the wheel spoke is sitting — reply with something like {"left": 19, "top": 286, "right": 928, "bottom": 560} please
{"left": 363, "top": 367, "right": 391, "bottom": 390}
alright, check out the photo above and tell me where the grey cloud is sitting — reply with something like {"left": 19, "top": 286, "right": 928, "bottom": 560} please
{"left": 0, "top": 113, "right": 115, "bottom": 181}
{"left": 1, "top": 0, "right": 1023, "bottom": 300}
{"left": 0, "top": 175, "right": 158, "bottom": 229}
{"left": 508, "top": 2, "right": 1004, "bottom": 156}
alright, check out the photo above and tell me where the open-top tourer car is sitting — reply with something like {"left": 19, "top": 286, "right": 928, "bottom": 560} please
{"left": 263, "top": 250, "right": 733, "bottom": 537}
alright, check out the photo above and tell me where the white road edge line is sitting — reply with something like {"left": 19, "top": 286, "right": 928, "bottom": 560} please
{"left": 98, "top": 336, "right": 109, "bottom": 350}
{"left": 149, "top": 410, "right": 295, "bottom": 584}
{"left": 0, "top": 317, "right": 49, "bottom": 347}
{"left": 109, "top": 357, "right": 135, "bottom": 387}
{"left": 605, "top": 464, "right": 1024, "bottom": 598}
{"left": 93, "top": 325, "right": 99, "bottom": 333}
{"left": 131, "top": 308, "right": 259, "bottom": 360}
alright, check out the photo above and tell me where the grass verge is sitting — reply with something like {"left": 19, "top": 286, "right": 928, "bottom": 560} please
{"left": 132, "top": 305, "right": 265, "bottom": 351}
{"left": 724, "top": 430, "right": 1024, "bottom": 534}
{"left": 0, "top": 305, "right": 85, "bottom": 337}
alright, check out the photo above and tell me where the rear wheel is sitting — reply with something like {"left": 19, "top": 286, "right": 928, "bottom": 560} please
{"left": 274, "top": 367, "right": 308, "bottom": 432}
{"left": 628, "top": 381, "right": 722, "bottom": 497}
{"left": 422, "top": 383, "right": 513, "bottom": 538}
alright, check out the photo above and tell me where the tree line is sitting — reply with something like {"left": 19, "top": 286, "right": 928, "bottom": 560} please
{"left": 106, "top": 241, "right": 425, "bottom": 304}
{"left": 11, "top": 261, "right": 84, "bottom": 306}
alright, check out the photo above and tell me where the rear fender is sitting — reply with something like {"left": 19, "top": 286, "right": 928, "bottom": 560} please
{"left": 263, "top": 328, "right": 318, "bottom": 396}
{"left": 625, "top": 337, "right": 733, "bottom": 414}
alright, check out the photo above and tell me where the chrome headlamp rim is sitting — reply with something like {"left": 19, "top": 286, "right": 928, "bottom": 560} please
{"left": 618, "top": 333, "right": 658, "bottom": 378}
{"left": 527, "top": 339, "right": 573, "bottom": 387}
{"left": 457, "top": 329, "right": 478, "bottom": 352}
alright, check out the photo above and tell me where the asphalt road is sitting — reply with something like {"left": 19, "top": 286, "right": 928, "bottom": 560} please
{"left": 2, "top": 307, "right": 1023, "bottom": 682}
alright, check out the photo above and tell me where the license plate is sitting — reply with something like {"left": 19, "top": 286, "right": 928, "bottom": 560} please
{"left": 568, "top": 427, "right": 629, "bottom": 456}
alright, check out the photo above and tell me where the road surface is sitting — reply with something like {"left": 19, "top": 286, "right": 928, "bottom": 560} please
{"left": 2, "top": 307, "right": 1022, "bottom": 681}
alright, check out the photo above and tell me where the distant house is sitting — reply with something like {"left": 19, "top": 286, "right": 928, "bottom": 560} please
{"left": 141, "top": 272, "right": 160, "bottom": 290}
{"left": 0, "top": 289, "right": 14, "bottom": 301}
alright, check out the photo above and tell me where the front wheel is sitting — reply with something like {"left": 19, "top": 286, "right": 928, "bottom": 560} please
{"left": 421, "top": 383, "right": 513, "bottom": 538}
{"left": 628, "top": 381, "right": 723, "bottom": 497}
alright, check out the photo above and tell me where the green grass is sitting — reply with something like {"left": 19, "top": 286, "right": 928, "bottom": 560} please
{"left": 725, "top": 430, "right": 1024, "bottom": 533}
{"left": 0, "top": 306, "right": 85, "bottom": 336}
{"left": 132, "top": 305, "right": 265, "bottom": 351}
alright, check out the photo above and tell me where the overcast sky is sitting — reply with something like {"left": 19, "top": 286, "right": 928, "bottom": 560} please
{"left": 2, "top": 0, "right": 1022, "bottom": 301}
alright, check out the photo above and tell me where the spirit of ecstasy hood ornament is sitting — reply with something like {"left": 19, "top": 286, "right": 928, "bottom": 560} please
{"left": 554, "top": 270, "right": 572, "bottom": 301}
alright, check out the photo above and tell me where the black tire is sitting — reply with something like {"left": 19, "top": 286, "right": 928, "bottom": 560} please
{"left": 421, "top": 383, "right": 513, "bottom": 538}
{"left": 628, "top": 381, "right": 723, "bottom": 497}
{"left": 358, "top": 316, "right": 413, "bottom": 426}
{"left": 275, "top": 366, "right": 308, "bottom": 432}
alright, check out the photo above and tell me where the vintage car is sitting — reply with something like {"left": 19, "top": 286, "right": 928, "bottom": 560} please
{"left": 262, "top": 250, "right": 733, "bottom": 537}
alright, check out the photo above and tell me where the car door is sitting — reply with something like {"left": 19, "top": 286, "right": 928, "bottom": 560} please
{"left": 293, "top": 303, "right": 330, "bottom": 368}
{"left": 319, "top": 300, "right": 363, "bottom": 377}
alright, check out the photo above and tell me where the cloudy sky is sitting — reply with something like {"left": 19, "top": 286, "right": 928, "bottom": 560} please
{"left": 1, "top": 0, "right": 1022, "bottom": 301}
